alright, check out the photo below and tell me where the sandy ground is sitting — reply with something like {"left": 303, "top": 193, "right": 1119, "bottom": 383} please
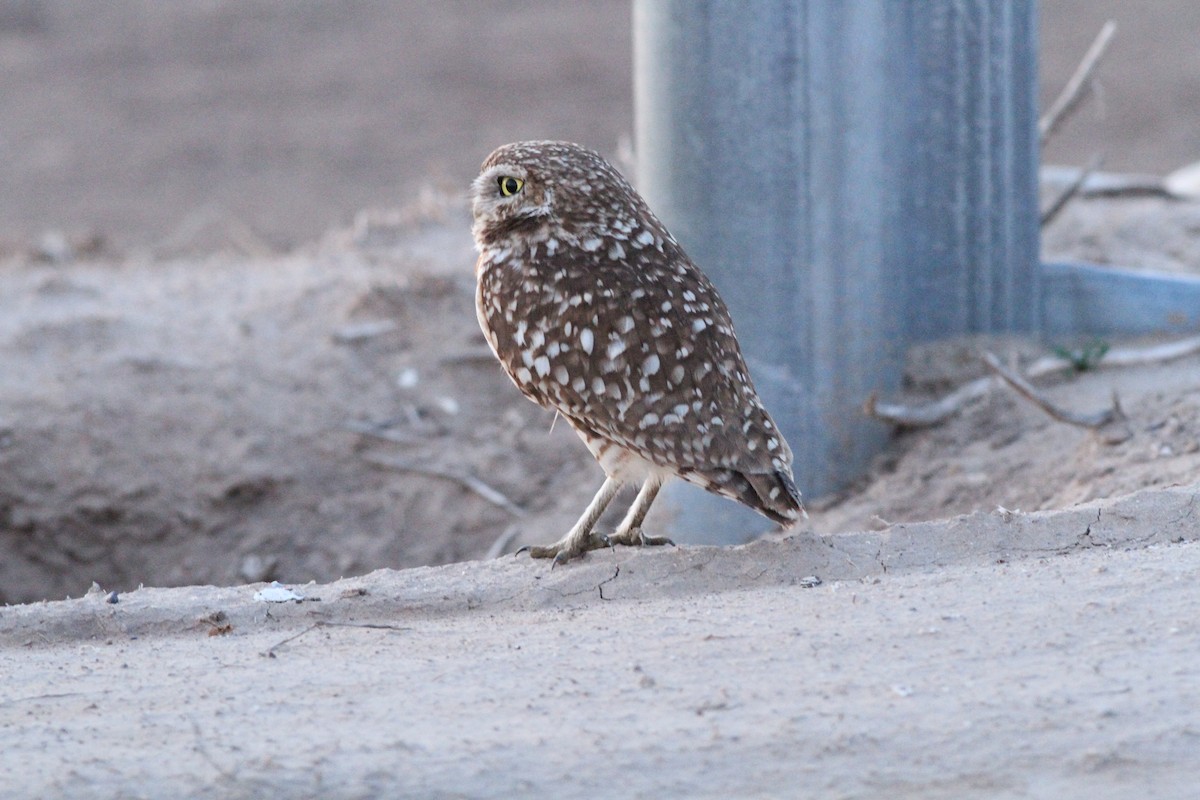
{"left": 3, "top": 485, "right": 1199, "bottom": 798}
{"left": 2, "top": 3, "right": 1200, "bottom": 798}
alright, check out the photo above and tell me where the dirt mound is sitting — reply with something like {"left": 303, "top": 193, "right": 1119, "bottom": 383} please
{"left": 0, "top": 211, "right": 606, "bottom": 604}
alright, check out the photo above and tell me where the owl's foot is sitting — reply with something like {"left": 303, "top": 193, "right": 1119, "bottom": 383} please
{"left": 518, "top": 531, "right": 612, "bottom": 566}
{"left": 606, "top": 527, "right": 675, "bottom": 549}
{"left": 517, "top": 527, "right": 673, "bottom": 566}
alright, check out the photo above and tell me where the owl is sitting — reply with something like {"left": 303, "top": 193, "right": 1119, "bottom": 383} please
{"left": 471, "top": 141, "right": 803, "bottom": 564}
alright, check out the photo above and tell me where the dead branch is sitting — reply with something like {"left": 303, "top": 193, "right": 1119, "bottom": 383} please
{"left": 1041, "top": 165, "right": 1171, "bottom": 198}
{"left": 1086, "top": 335, "right": 1200, "bottom": 368}
{"left": 343, "top": 419, "right": 427, "bottom": 445}
{"left": 263, "top": 620, "right": 411, "bottom": 658}
{"left": 485, "top": 524, "right": 522, "bottom": 559}
{"left": 1040, "top": 153, "right": 1104, "bottom": 227}
{"left": 262, "top": 623, "right": 322, "bottom": 657}
{"left": 865, "top": 376, "right": 994, "bottom": 427}
{"left": 1039, "top": 20, "right": 1117, "bottom": 143}
{"left": 363, "top": 454, "right": 526, "bottom": 517}
{"left": 867, "top": 335, "right": 1200, "bottom": 429}
{"left": 982, "top": 352, "right": 1127, "bottom": 434}
{"left": 1020, "top": 335, "right": 1200, "bottom": 379}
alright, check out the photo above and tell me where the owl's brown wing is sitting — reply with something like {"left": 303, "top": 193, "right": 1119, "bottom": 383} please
{"left": 477, "top": 239, "right": 793, "bottom": 481}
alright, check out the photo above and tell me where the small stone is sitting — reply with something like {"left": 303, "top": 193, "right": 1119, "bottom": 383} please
{"left": 253, "top": 581, "right": 304, "bottom": 603}
{"left": 396, "top": 367, "right": 420, "bottom": 389}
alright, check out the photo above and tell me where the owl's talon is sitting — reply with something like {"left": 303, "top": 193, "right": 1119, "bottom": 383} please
{"left": 522, "top": 541, "right": 588, "bottom": 564}
{"left": 604, "top": 527, "right": 674, "bottom": 549}
{"left": 524, "top": 544, "right": 563, "bottom": 560}
{"left": 589, "top": 532, "right": 614, "bottom": 551}
{"left": 520, "top": 526, "right": 673, "bottom": 565}
{"left": 519, "top": 529, "right": 620, "bottom": 566}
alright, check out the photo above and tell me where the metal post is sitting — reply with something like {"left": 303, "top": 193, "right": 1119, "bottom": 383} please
{"left": 635, "top": 1, "right": 1040, "bottom": 541}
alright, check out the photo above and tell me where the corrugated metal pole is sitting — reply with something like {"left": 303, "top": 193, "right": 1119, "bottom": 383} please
{"left": 635, "top": 1, "right": 1039, "bottom": 541}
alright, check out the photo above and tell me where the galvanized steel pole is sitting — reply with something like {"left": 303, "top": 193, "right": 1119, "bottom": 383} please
{"left": 635, "top": 1, "right": 1040, "bottom": 540}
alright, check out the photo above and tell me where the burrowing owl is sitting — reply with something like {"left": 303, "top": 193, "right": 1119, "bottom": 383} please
{"left": 471, "top": 141, "right": 803, "bottom": 564}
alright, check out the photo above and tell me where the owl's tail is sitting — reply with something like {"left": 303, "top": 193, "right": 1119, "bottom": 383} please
{"left": 746, "top": 469, "right": 806, "bottom": 525}
{"left": 683, "top": 467, "right": 806, "bottom": 526}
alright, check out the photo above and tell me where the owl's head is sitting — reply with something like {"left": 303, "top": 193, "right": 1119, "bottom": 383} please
{"left": 470, "top": 140, "right": 645, "bottom": 249}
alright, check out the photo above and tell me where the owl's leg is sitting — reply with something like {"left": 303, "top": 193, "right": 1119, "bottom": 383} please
{"left": 607, "top": 475, "right": 674, "bottom": 548}
{"left": 521, "top": 475, "right": 623, "bottom": 564}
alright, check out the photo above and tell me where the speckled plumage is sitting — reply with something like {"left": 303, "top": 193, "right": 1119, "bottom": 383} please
{"left": 471, "top": 141, "right": 803, "bottom": 562}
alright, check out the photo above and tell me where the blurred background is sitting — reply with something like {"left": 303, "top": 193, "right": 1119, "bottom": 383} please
{"left": 0, "top": 0, "right": 1196, "bottom": 254}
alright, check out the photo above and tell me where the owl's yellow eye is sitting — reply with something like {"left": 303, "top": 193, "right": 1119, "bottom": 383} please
{"left": 498, "top": 176, "right": 524, "bottom": 197}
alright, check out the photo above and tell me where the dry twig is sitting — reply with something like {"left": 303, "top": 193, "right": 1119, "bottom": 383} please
{"left": 343, "top": 419, "right": 427, "bottom": 445}
{"left": 866, "top": 335, "right": 1200, "bottom": 429}
{"left": 485, "top": 524, "right": 522, "bottom": 559}
{"left": 263, "top": 620, "right": 411, "bottom": 658}
{"left": 1084, "top": 335, "right": 1200, "bottom": 368}
{"left": 1041, "top": 165, "right": 1172, "bottom": 198}
{"left": 1040, "top": 153, "right": 1104, "bottom": 227}
{"left": 865, "top": 377, "right": 993, "bottom": 428}
{"left": 1039, "top": 20, "right": 1117, "bottom": 143}
{"left": 982, "top": 352, "right": 1125, "bottom": 431}
{"left": 363, "top": 454, "right": 526, "bottom": 517}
